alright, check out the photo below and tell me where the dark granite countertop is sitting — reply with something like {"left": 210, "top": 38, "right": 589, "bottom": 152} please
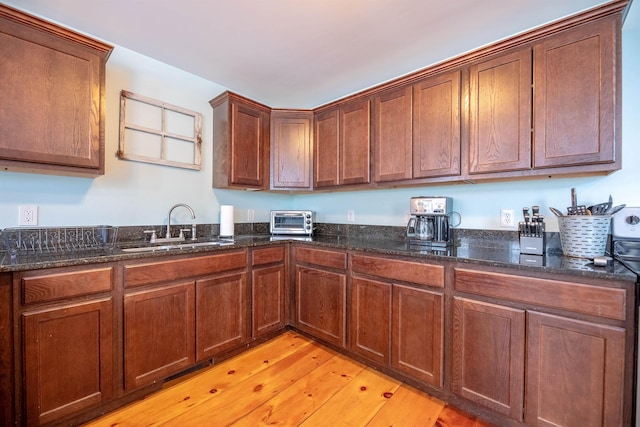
{"left": 0, "top": 233, "right": 636, "bottom": 282}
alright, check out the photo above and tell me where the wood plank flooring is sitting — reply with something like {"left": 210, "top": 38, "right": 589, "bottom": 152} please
{"left": 84, "top": 331, "right": 493, "bottom": 427}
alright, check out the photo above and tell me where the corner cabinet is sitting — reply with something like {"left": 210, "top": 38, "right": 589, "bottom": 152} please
{"left": 293, "top": 246, "right": 348, "bottom": 347}
{"left": 0, "top": 4, "right": 112, "bottom": 176}
{"left": 251, "top": 245, "right": 287, "bottom": 337}
{"left": 210, "top": 92, "right": 271, "bottom": 190}
{"left": 314, "top": 98, "right": 371, "bottom": 189}
{"left": 270, "top": 110, "right": 313, "bottom": 190}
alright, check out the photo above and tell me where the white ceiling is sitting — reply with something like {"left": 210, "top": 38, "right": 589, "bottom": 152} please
{"left": 5, "top": 0, "right": 630, "bottom": 108}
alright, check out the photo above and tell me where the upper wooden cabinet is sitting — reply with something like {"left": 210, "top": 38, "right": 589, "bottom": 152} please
{"left": 210, "top": 92, "right": 271, "bottom": 190}
{"left": 468, "top": 48, "right": 532, "bottom": 174}
{"left": 0, "top": 4, "right": 112, "bottom": 177}
{"left": 467, "top": 14, "right": 620, "bottom": 177}
{"left": 372, "top": 85, "right": 413, "bottom": 182}
{"left": 412, "top": 71, "right": 461, "bottom": 179}
{"left": 314, "top": 98, "right": 371, "bottom": 189}
{"left": 270, "top": 110, "right": 313, "bottom": 190}
{"left": 533, "top": 16, "right": 619, "bottom": 169}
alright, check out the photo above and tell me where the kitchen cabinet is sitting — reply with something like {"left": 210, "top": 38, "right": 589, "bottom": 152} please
{"left": 123, "top": 282, "right": 195, "bottom": 390}
{"left": 350, "top": 276, "right": 392, "bottom": 364}
{"left": 196, "top": 272, "right": 248, "bottom": 359}
{"left": 372, "top": 85, "right": 413, "bottom": 182}
{"left": 467, "top": 15, "right": 620, "bottom": 177}
{"left": 0, "top": 5, "right": 112, "bottom": 177}
{"left": 210, "top": 91, "right": 271, "bottom": 190}
{"left": 372, "top": 71, "right": 461, "bottom": 184}
{"left": 270, "top": 110, "right": 313, "bottom": 190}
{"left": 251, "top": 245, "right": 287, "bottom": 338}
{"left": 351, "top": 254, "right": 444, "bottom": 386}
{"left": 533, "top": 15, "right": 619, "bottom": 170}
{"left": 453, "top": 267, "right": 630, "bottom": 426}
{"left": 412, "top": 70, "right": 461, "bottom": 179}
{"left": 123, "top": 250, "right": 247, "bottom": 389}
{"left": 17, "top": 266, "right": 114, "bottom": 426}
{"left": 294, "top": 246, "right": 348, "bottom": 347}
{"left": 314, "top": 98, "right": 371, "bottom": 189}
{"left": 0, "top": 274, "right": 11, "bottom": 426}
{"left": 468, "top": 48, "right": 532, "bottom": 174}
{"left": 452, "top": 298, "right": 525, "bottom": 420}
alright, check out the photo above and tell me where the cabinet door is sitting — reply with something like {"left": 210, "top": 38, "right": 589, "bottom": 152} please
{"left": 452, "top": 297, "right": 525, "bottom": 420}
{"left": 230, "top": 99, "right": 269, "bottom": 187}
{"left": 295, "top": 265, "right": 347, "bottom": 347}
{"left": 124, "top": 282, "right": 195, "bottom": 390}
{"left": 314, "top": 108, "right": 340, "bottom": 188}
{"left": 252, "top": 265, "right": 286, "bottom": 337}
{"left": 0, "top": 6, "right": 111, "bottom": 175}
{"left": 526, "top": 312, "right": 625, "bottom": 427}
{"left": 372, "top": 85, "right": 413, "bottom": 182}
{"left": 469, "top": 49, "right": 532, "bottom": 174}
{"left": 533, "top": 16, "right": 618, "bottom": 168}
{"left": 392, "top": 285, "right": 443, "bottom": 387}
{"left": 23, "top": 298, "right": 113, "bottom": 426}
{"left": 271, "top": 110, "right": 312, "bottom": 189}
{"left": 413, "top": 70, "right": 461, "bottom": 178}
{"left": 340, "top": 98, "right": 371, "bottom": 185}
{"left": 350, "top": 277, "right": 391, "bottom": 364}
{"left": 196, "top": 273, "right": 248, "bottom": 360}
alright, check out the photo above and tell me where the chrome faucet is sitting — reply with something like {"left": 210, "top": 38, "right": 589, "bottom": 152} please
{"left": 162, "top": 203, "right": 197, "bottom": 242}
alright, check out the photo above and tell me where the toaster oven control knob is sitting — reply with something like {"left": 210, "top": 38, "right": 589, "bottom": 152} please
{"left": 626, "top": 215, "right": 640, "bottom": 225}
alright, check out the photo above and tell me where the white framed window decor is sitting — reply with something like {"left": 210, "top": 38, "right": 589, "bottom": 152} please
{"left": 118, "top": 90, "right": 202, "bottom": 170}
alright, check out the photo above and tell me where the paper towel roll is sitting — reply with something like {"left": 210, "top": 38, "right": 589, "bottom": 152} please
{"left": 220, "top": 205, "right": 234, "bottom": 237}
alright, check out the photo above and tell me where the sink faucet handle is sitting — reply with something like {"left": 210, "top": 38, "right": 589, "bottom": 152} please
{"left": 143, "top": 230, "right": 157, "bottom": 243}
{"left": 179, "top": 228, "right": 191, "bottom": 240}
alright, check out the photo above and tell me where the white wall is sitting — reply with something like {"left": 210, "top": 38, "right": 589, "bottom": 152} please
{"left": 1, "top": 3, "right": 638, "bottom": 232}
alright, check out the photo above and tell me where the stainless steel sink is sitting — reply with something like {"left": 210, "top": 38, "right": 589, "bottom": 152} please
{"left": 120, "top": 239, "right": 235, "bottom": 253}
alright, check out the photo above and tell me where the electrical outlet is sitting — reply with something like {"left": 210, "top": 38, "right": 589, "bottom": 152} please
{"left": 500, "top": 209, "right": 515, "bottom": 228}
{"left": 347, "top": 209, "right": 355, "bottom": 222}
{"left": 19, "top": 205, "right": 38, "bottom": 226}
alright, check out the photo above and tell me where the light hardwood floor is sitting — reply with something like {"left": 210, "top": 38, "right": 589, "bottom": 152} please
{"left": 84, "top": 331, "right": 493, "bottom": 426}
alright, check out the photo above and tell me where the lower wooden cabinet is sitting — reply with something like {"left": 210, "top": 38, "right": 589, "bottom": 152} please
{"left": 196, "top": 272, "right": 248, "bottom": 359}
{"left": 123, "top": 282, "right": 195, "bottom": 390}
{"left": 350, "top": 277, "right": 392, "bottom": 364}
{"left": 23, "top": 298, "right": 114, "bottom": 426}
{"left": 251, "top": 246, "right": 287, "bottom": 338}
{"left": 295, "top": 265, "right": 347, "bottom": 347}
{"left": 451, "top": 297, "right": 525, "bottom": 420}
{"left": 452, "top": 297, "right": 627, "bottom": 426}
{"left": 392, "top": 284, "right": 443, "bottom": 386}
{"left": 525, "top": 312, "right": 625, "bottom": 427}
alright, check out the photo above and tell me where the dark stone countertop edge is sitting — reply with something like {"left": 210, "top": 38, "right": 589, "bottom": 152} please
{"left": 1, "top": 233, "right": 636, "bottom": 282}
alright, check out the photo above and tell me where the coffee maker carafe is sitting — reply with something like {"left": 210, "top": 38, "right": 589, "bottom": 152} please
{"left": 406, "top": 197, "right": 454, "bottom": 248}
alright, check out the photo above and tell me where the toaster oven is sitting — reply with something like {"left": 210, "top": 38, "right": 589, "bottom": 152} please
{"left": 270, "top": 210, "right": 314, "bottom": 235}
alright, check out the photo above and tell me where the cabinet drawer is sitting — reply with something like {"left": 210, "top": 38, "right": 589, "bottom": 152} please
{"left": 352, "top": 254, "right": 444, "bottom": 288}
{"left": 454, "top": 268, "right": 627, "bottom": 321}
{"left": 125, "top": 250, "right": 247, "bottom": 288}
{"left": 22, "top": 267, "right": 113, "bottom": 304}
{"left": 295, "top": 246, "right": 347, "bottom": 271}
{"left": 252, "top": 246, "right": 285, "bottom": 266}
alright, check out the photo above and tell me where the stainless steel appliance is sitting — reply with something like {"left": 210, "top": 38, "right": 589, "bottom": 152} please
{"left": 406, "top": 197, "right": 453, "bottom": 248}
{"left": 610, "top": 207, "right": 640, "bottom": 426}
{"left": 270, "top": 210, "right": 314, "bottom": 235}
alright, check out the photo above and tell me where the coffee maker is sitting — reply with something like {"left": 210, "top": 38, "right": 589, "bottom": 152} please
{"left": 406, "top": 196, "right": 454, "bottom": 248}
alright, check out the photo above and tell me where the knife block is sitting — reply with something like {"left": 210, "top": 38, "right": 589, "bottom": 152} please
{"left": 519, "top": 234, "right": 545, "bottom": 255}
